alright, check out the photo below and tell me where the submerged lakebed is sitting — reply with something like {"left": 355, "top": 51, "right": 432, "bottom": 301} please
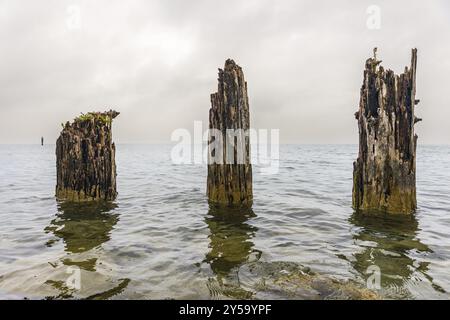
{"left": 0, "top": 144, "right": 449, "bottom": 299}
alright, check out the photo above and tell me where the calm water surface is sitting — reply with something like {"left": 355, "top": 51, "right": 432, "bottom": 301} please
{"left": 0, "top": 144, "right": 449, "bottom": 299}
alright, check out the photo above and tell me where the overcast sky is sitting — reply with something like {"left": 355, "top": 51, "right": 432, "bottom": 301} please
{"left": 0, "top": 0, "right": 449, "bottom": 144}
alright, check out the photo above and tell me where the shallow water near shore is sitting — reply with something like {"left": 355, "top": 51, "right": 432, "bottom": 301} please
{"left": 0, "top": 144, "right": 449, "bottom": 299}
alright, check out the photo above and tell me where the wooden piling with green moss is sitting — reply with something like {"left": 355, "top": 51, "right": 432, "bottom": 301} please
{"left": 56, "top": 110, "right": 119, "bottom": 201}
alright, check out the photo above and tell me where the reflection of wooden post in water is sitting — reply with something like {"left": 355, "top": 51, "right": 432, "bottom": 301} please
{"left": 203, "top": 206, "right": 259, "bottom": 299}
{"left": 44, "top": 201, "right": 130, "bottom": 299}
{"left": 353, "top": 49, "right": 420, "bottom": 214}
{"left": 204, "top": 207, "right": 258, "bottom": 276}
{"left": 56, "top": 110, "right": 119, "bottom": 201}
{"left": 207, "top": 59, "right": 253, "bottom": 207}
{"left": 346, "top": 213, "right": 436, "bottom": 297}
{"left": 45, "top": 201, "right": 119, "bottom": 254}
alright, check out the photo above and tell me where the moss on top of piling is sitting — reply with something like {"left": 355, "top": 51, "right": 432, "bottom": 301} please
{"left": 60, "top": 110, "right": 120, "bottom": 129}
{"left": 75, "top": 110, "right": 120, "bottom": 125}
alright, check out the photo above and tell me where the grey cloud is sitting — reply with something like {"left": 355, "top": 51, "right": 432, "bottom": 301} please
{"left": 0, "top": 0, "right": 449, "bottom": 144}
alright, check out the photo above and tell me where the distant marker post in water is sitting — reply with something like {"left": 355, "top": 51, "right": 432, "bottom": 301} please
{"left": 207, "top": 59, "right": 253, "bottom": 207}
{"left": 56, "top": 110, "right": 119, "bottom": 201}
{"left": 353, "top": 48, "right": 420, "bottom": 214}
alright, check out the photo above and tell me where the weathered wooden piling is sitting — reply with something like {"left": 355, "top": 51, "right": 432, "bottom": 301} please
{"left": 207, "top": 59, "right": 253, "bottom": 207}
{"left": 353, "top": 48, "right": 420, "bottom": 214}
{"left": 56, "top": 110, "right": 119, "bottom": 201}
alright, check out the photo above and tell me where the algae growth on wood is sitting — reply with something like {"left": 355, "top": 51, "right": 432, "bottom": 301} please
{"left": 56, "top": 110, "right": 120, "bottom": 201}
{"left": 207, "top": 59, "right": 253, "bottom": 207}
{"left": 353, "top": 48, "right": 420, "bottom": 214}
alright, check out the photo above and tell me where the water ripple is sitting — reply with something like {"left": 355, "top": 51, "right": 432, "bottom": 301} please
{"left": 0, "top": 144, "right": 449, "bottom": 299}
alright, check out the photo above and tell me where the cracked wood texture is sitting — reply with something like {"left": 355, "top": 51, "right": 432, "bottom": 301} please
{"left": 207, "top": 59, "right": 253, "bottom": 207}
{"left": 56, "top": 110, "right": 119, "bottom": 201}
{"left": 353, "top": 49, "right": 420, "bottom": 214}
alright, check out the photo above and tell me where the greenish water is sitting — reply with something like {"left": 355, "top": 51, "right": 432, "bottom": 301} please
{"left": 0, "top": 144, "right": 449, "bottom": 299}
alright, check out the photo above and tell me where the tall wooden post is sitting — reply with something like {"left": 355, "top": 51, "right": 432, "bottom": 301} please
{"left": 207, "top": 59, "right": 253, "bottom": 207}
{"left": 353, "top": 49, "right": 420, "bottom": 214}
{"left": 56, "top": 110, "right": 119, "bottom": 201}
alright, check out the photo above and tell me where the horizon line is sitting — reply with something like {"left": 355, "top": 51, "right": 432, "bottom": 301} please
{"left": 1, "top": 142, "right": 449, "bottom": 146}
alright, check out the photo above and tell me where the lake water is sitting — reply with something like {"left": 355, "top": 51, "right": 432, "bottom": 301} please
{"left": 0, "top": 144, "right": 449, "bottom": 299}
